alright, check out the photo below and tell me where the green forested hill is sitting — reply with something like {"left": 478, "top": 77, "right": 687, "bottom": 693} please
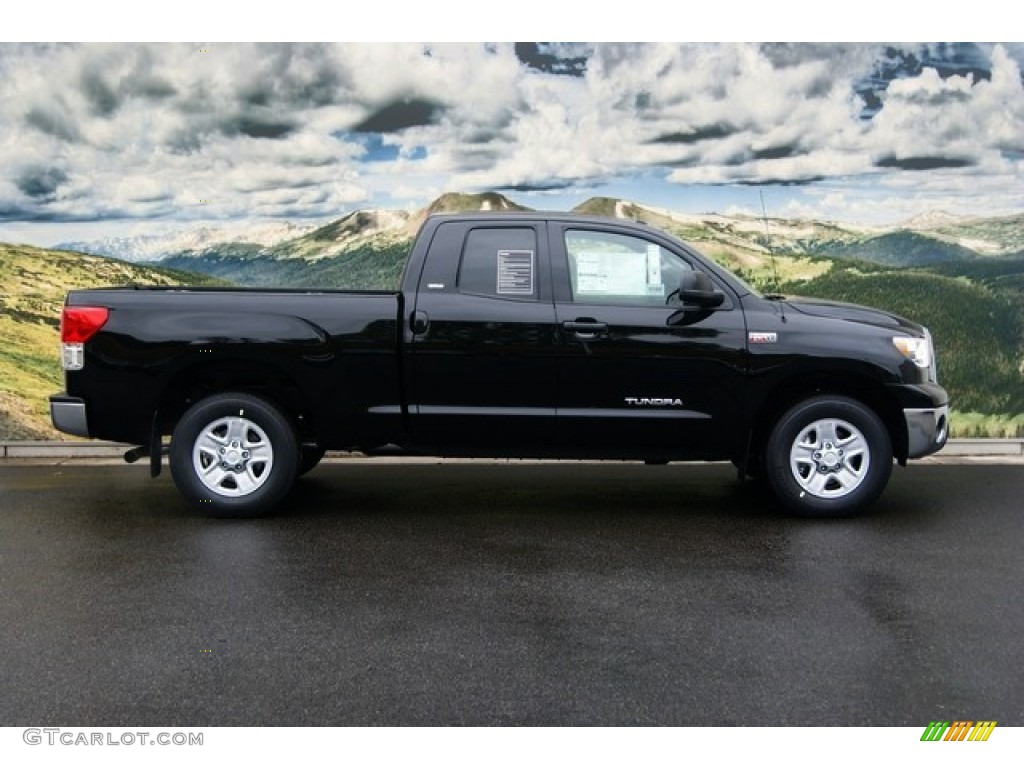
{"left": 815, "top": 231, "right": 981, "bottom": 266}
{"left": 778, "top": 259, "right": 1024, "bottom": 431}
{"left": 0, "top": 244, "right": 222, "bottom": 439}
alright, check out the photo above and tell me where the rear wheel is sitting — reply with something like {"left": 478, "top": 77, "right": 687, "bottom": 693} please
{"left": 764, "top": 396, "right": 892, "bottom": 517}
{"left": 170, "top": 392, "right": 299, "bottom": 517}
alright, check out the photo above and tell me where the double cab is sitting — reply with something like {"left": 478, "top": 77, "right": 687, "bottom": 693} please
{"left": 50, "top": 213, "right": 949, "bottom": 517}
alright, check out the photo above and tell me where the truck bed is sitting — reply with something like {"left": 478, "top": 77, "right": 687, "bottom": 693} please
{"left": 62, "top": 287, "right": 405, "bottom": 448}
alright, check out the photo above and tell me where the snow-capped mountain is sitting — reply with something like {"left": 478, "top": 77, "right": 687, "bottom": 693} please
{"left": 57, "top": 221, "right": 318, "bottom": 262}
{"left": 901, "top": 211, "right": 963, "bottom": 230}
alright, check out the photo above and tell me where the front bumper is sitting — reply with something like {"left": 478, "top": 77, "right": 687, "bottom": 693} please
{"left": 50, "top": 394, "right": 90, "bottom": 438}
{"left": 904, "top": 403, "right": 949, "bottom": 458}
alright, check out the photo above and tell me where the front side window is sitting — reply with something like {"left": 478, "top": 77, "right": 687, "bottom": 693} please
{"left": 565, "top": 229, "right": 692, "bottom": 305}
{"left": 458, "top": 228, "right": 538, "bottom": 300}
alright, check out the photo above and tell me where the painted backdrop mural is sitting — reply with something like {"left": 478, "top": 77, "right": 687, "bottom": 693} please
{"left": 1, "top": 43, "right": 1022, "bottom": 439}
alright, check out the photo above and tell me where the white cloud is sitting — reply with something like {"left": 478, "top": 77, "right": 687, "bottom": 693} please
{"left": 1, "top": 42, "right": 1023, "bottom": 234}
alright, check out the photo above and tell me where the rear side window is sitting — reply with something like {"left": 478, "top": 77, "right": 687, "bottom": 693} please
{"left": 458, "top": 228, "right": 538, "bottom": 300}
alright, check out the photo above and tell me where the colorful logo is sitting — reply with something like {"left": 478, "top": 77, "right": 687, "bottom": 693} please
{"left": 920, "top": 721, "right": 997, "bottom": 741}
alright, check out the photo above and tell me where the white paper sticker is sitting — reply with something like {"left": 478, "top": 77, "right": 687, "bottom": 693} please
{"left": 496, "top": 250, "right": 535, "bottom": 295}
{"left": 575, "top": 251, "right": 653, "bottom": 297}
{"left": 646, "top": 245, "right": 662, "bottom": 290}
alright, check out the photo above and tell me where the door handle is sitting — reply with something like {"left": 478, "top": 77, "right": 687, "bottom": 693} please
{"left": 562, "top": 320, "right": 609, "bottom": 339}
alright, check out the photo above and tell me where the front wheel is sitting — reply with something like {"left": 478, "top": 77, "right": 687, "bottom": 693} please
{"left": 764, "top": 396, "right": 892, "bottom": 518}
{"left": 170, "top": 393, "right": 299, "bottom": 517}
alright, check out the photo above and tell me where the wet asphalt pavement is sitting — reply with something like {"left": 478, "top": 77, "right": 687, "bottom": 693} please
{"left": 0, "top": 460, "right": 1021, "bottom": 726}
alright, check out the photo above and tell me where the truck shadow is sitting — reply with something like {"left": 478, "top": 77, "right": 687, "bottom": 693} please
{"left": 281, "top": 462, "right": 792, "bottom": 522}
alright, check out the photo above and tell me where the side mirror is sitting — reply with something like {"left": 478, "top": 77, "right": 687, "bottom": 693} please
{"left": 679, "top": 271, "right": 725, "bottom": 308}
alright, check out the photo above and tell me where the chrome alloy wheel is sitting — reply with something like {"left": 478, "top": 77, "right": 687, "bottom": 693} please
{"left": 788, "top": 417, "right": 870, "bottom": 499}
{"left": 192, "top": 415, "right": 274, "bottom": 497}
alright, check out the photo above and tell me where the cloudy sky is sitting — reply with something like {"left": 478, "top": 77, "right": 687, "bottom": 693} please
{"left": 2, "top": 42, "right": 1023, "bottom": 246}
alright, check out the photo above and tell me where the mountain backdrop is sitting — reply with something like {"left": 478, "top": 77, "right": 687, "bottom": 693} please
{"left": 0, "top": 244, "right": 223, "bottom": 439}
{"left": 4, "top": 191, "right": 1023, "bottom": 440}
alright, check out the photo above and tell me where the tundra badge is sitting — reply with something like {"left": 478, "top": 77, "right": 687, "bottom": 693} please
{"left": 624, "top": 397, "right": 684, "bottom": 406}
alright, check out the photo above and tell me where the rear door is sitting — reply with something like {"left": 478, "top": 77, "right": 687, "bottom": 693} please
{"left": 406, "top": 220, "right": 560, "bottom": 452}
{"left": 550, "top": 223, "right": 748, "bottom": 459}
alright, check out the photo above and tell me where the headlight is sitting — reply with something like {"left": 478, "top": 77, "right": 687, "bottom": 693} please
{"left": 893, "top": 335, "right": 932, "bottom": 369}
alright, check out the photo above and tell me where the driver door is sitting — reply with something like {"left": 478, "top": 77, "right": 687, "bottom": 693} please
{"left": 551, "top": 224, "right": 747, "bottom": 458}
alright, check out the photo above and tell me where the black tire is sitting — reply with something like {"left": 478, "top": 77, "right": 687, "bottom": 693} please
{"left": 170, "top": 392, "right": 299, "bottom": 518}
{"left": 764, "top": 395, "right": 892, "bottom": 518}
{"left": 298, "top": 446, "right": 327, "bottom": 476}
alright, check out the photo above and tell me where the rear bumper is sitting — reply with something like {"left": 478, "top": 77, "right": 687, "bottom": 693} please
{"left": 50, "top": 394, "right": 90, "bottom": 438}
{"left": 905, "top": 404, "right": 949, "bottom": 459}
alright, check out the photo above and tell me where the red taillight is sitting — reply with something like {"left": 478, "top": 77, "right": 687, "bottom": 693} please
{"left": 61, "top": 306, "right": 109, "bottom": 343}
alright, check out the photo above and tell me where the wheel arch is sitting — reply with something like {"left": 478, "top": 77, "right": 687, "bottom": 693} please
{"left": 155, "top": 358, "right": 319, "bottom": 445}
{"left": 747, "top": 371, "right": 907, "bottom": 467}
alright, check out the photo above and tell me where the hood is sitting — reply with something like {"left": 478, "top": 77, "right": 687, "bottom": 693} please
{"left": 781, "top": 296, "right": 924, "bottom": 334}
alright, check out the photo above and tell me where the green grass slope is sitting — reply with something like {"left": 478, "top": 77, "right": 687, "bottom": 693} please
{"left": 0, "top": 243, "right": 222, "bottom": 439}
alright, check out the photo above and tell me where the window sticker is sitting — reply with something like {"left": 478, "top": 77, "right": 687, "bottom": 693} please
{"left": 575, "top": 251, "right": 656, "bottom": 297}
{"left": 645, "top": 244, "right": 664, "bottom": 296}
{"left": 496, "top": 249, "right": 535, "bottom": 295}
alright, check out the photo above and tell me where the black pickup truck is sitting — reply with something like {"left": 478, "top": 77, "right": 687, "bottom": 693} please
{"left": 50, "top": 212, "right": 949, "bottom": 518}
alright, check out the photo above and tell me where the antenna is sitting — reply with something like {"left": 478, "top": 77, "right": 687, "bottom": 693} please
{"left": 759, "top": 189, "right": 780, "bottom": 293}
